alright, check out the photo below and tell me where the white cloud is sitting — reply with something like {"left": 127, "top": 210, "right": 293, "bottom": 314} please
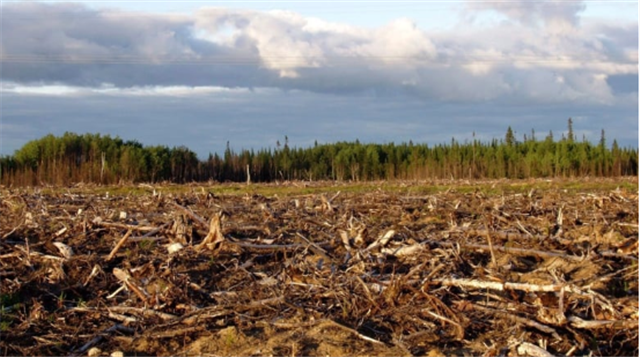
{"left": 0, "top": 1, "right": 636, "bottom": 105}
{"left": 465, "top": 0, "right": 586, "bottom": 31}
{"left": 0, "top": 83, "right": 252, "bottom": 97}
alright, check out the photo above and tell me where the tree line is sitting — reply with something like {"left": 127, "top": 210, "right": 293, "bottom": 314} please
{"left": 0, "top": 120, "right": 637, "bottom": 186}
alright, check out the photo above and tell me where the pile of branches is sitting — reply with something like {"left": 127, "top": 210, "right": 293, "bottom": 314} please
{"left": 0, "top": 180, "right": 637, "bottom": 356}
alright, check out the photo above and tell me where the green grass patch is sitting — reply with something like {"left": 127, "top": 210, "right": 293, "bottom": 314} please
{"left": 6, "top": 177, "right": 637, "bottom": 198}
{"left": 138, "top": 239, "right": 156, "bottom": 252}
{"left": 0, "top": 293, "right": 20, "bottom": 307}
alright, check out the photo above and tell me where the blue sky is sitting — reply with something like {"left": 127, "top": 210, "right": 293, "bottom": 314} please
{"left": 37, "top": 1, "right": 638, "bottom": 28}
{"left": 37, "top": 1, "right": 462, "bottom": 28}
{"left": 1, "top": 1, "right": 638, "bottom": 158}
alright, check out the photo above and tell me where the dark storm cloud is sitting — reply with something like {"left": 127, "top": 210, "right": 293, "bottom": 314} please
{"left": 2, "top": 90, "right": 636, "bottom": 159}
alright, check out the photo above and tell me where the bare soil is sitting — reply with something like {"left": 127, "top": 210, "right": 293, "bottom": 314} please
{"left": 0, "top": 178, "right": 638, "bottom": 356}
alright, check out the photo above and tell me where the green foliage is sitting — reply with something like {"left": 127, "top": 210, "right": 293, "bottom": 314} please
{"left": 3, "top": 132, "right": 200, "bottom": 185}
{"left": 0, "top": 293, "right": 20, "bottom": 307}
{"left": 138, "top": 239, "right": 155, "bottom": 252}
{"left": 1, "top": 125, "right": 638, "bottom": 186}
{"left": 505, "top": 126, "right": 515, "bottom": 147}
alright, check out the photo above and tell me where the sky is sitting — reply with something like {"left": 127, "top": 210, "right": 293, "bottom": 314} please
{"left": 1, "top": 1, "right": 638, "bottom": 159}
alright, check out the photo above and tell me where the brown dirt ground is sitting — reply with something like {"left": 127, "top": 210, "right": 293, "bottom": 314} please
{"left": 0, "top": 178, "right": 637, "bottom": 356}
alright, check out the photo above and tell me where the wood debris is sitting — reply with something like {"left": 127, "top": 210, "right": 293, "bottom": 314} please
{"left": 0, "top": 178, "right": 637, "bottom": 356}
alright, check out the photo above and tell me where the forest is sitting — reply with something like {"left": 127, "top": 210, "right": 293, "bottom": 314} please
{"left": 0, "top": 120, "right": 637, "bottom": 186}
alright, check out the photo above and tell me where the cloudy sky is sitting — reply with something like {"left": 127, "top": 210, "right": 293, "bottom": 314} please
{"left": 1, "top": 1, "right": 638, "bottom": 158}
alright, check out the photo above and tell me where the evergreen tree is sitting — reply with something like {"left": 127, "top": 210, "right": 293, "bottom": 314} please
{"left": 505, "top": 127, "right": 515, "bottom": 147}
{"left": 1, "top": 125, "right": 637, "bottom": 186}
{"left": 567, "top": 118, "right": 575, "bottom": 143}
